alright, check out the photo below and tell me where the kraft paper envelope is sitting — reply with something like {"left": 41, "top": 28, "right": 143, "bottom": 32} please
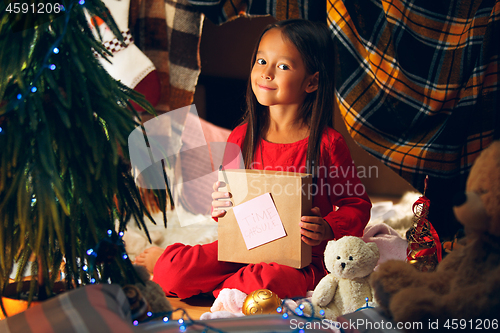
{"left": 218, "top": 169, "right": 312, "bottom": 269}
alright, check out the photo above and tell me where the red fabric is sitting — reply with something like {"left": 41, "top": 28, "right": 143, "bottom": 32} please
{"left": 430, "top": 221, "right": 442, "bottom": 262}
{"left": 153, "top": 124, "right": 371, "bottom": 299}
{"left": 130, "top": 70, "right": 161, "bottom": 112}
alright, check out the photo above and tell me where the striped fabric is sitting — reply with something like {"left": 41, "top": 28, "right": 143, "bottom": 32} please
{"left": 130, "top": 0, "right": 203, "bottom": 112}
{"left": 0, "top": 284, "right": 136, "bottom": 333}
{"left": 328, "top": 0, "right": 500, "bottom": 194}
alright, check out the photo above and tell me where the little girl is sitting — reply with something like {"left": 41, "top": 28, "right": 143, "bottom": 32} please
{"left": 148, "top": 19, "right": 371, "bottom": 299}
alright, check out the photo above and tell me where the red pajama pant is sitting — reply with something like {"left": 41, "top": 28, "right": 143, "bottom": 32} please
{"left": 152, "top": 241, "right": 327, "bottom": 299}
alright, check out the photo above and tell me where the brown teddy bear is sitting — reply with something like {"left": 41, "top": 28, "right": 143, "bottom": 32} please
{"left": 370, "top": 141, "right": 500, "bottom": 328}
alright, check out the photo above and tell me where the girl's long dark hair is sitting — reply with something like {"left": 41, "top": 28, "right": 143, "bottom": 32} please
{"left": 241, "top": 19, "right": 335, "bottom": 173}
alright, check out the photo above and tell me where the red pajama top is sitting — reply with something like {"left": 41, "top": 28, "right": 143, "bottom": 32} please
{"left": 223, "top": 124, "right": 372, "bottom": 257}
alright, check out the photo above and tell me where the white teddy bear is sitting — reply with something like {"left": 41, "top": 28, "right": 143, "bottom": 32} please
{"left": 311, "top": 236, "right": 380, "bottom": 320}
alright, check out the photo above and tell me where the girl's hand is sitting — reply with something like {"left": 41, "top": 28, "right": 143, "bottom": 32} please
{"left": 211, "top": 181, "right": 232, "bottom": 218}
{"left": 300, "top": 207, "right": 334, "bottom": 246}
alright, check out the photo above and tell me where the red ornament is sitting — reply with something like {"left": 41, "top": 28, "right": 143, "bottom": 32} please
{"left": 406, "top": 176, "right": 442, "bottom": 272}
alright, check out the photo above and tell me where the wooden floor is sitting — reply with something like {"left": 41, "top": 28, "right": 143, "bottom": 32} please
{"left": 167, "top": 295, "right": 215, "bottom": 320}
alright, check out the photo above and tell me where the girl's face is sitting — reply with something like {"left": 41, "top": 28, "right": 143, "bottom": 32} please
{"left": 251, "top": 28, "right": 318, "bottom": 110}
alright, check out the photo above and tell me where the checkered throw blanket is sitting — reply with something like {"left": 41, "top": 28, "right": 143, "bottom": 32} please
{"left": 187, "top": 0, "right": 321, "bottom": 23}
{"left": 130, "top": 0, "right": 203, "bottom": 112}
{"left": 328, "top": 0, "right": 500, "bottom": 193}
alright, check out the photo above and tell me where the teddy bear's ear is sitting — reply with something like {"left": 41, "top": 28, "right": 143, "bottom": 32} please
{"left": 325, "top": 239, "right": 337, "bottom": 253}
{"left": 367, "top": 242, "right": 380, "bottom": 258}
{"left": 133, "top": 264, "right": 151, "bottom": 283}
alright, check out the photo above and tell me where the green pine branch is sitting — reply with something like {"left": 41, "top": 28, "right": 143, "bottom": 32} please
{"left": 0, "top": 0, "right": 168, "bottom": 305}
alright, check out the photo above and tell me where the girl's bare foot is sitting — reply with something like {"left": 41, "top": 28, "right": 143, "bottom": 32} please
{"left": 134, "top": 246, "right": 165, "bottom": 275}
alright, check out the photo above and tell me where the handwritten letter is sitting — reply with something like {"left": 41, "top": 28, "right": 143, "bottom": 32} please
{"left": 233, "top": 193, "right": 286, "bottom": 250}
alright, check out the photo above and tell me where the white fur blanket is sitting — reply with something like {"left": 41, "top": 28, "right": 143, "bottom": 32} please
{"left": 123, "top": 206, "right": 218, "bottom": 261}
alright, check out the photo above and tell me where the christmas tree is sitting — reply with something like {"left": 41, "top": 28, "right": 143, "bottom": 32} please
{"left": 0, "top": 0, "right": 167, "bottom": 310}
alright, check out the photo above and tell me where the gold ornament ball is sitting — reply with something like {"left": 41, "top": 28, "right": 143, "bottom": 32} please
{"left": 242, "top": 289, "right": 282, "bottom": 315}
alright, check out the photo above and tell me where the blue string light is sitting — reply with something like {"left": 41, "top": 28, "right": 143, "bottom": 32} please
{"left": 274, "top": 297, "right": 331, "bottom": 331}
{"left": 135, "top": 300, "right": 331, "bottom": 333}
{"left": 83, "top": 229, "right": 130, "bottom": 284}
{"left": 131, "top": 297, "right": 342, "bottom": 333}
{"left": 136, "top": 308, "right": 222, "bottom": 332}
{"left": 354, "top": 297, "right": 374, "bottom": 312}
{"left": 49, "top": 64, "right": 56, "bottom": 70}
{"left": 4, "top": 1, "right": 81, "bottom": 116}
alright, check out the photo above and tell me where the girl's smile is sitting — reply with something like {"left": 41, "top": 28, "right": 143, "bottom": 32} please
{"left": 256, "top": 83, "right": 277, "bottom": 91}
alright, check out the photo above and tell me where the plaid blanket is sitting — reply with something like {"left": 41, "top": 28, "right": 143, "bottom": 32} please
{"left": 328, "top": 0, "right": 500, "bottom": 194}
{"left": 130, "top": 0, "right": 203, "bottom": 112}
{"left": 187, "top": 0, "right": 324, "bottom": 23}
